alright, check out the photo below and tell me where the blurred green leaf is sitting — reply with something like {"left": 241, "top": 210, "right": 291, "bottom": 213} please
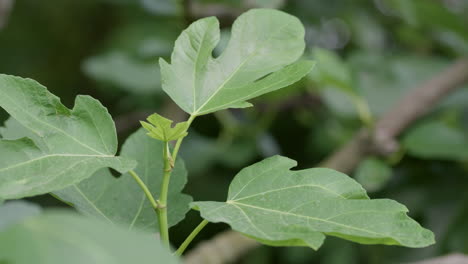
{"left": 245, "top": 0, "right": 285, "bottom": 9}
{"left": 194, "top": 156, "right": 434, "bottom": 249}
{"left": 54, "top": 128, "right": 191, "bottom": 231}
{"left": 310, "top": 47, "right": 355, "bottom": 95}
{"left": 355, "top": 157, "right": 392, "bottom": 192}
{"left": 403, "top": 120, "right": 468, "bottom": 161}
{"left": 138, "top": 37, "right": 175, "bottom": 58}
{"left": 320, "top": 238, "right": 358, "bottom": 264}
{"left": 0, "top": 210, "right": 179, "bottom": 264}
{"left": 180, "top": 131, "right": 257, "bottom": 174}
{"left": 323, "top": 52, "right": 468, "bottom": 118}
{"left": 0, "top": 75, "right": 136, "bottom": 199}
{"left": 140, "top": 0, "right": 181, "bottom": 15}
{"left": 0, "top": 201, "right": 41, "bottom": 231}
{"left": 385, "top": 0, "right": 468, "bottom": 54}
{"left": 160, "top": 9, "right": 313, "bottom": 115}
{"left": 217, "top": 136, "right": 258, "bottom": 167}
{"left": 178, "top": 132, "right": 219, "bottom": 174}
{"left": 83, "top": 52, "right": 161, "bottom": 94}
{"left": 348, "top": 11, "right": 386, "bottom": 52}
{"left": 309, "top": 48, "right": 373, "bottom": 125}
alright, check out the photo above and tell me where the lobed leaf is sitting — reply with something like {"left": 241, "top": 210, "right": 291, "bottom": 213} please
{"left": 141, "top": 113, "right": 189, "bottom": 142}
{"left": 0, "top": 74, "right": 136, "bottom": 199}
{"left": 53, "top": 128, "right": 192, "bottom": 231}
{"left": 160, "top": 8, "right": 314, "bottom": 116}
{"left": 193, "top": 156, "right": 435, "bottom": 249}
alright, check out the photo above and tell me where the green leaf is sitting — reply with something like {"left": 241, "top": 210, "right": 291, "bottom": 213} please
{"left": 322, "top": 52, "right": 468, "bottom": 118}
{"left": 83, "top": 52, "right": 161, "bottom": 94}
{"left": 53, "top": 128, "right": 192, "bottom": 231}
{"left": 0, "top": 201, "right": 41, "bottom": 231}
{"left": 309, "top": 47, "right": 356, "bottom": 95}
{"left": 193, "top": 156, "right": 434, "bottom": 249}
{"left": 309, "top": 48, "right": 374, "bottom": 125}
{"left": 160, "top": 9, "right": 314, "bottom": 115}
{"left": 0, "top": 210, "right": 179, "bottom": 264}
{"left": 354, "top": 157, "right": 392, "bottom": 192}
{"left": 141, "top": 113, "right": 189, "bottom": 142}
{"left": 0, "top": 75, "right": 136, "bottom": 199}
{"left": 403, "top": 120, "right": 468, "bottom": 160}
{"left": 179, "top": 131, "right": 257, "bottom": 174}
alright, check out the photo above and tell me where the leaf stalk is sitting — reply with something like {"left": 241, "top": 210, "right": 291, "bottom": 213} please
{"left": 157, "top": 114, "right": 196, "bottom": 248}
{"left": 174, "top": 219, "right": 209, "bottom": 256}
{"left": 128, "top": 170, "right": 161, "bottom": 212}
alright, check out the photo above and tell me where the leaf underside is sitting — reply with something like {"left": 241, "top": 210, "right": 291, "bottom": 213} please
{"left": 53, "top": 129, "right": 192, "bottom": 231}
{"left": 160, "top": 8, "right": 315, "bottom": 116}
{"left": 0, "top": 75, "right": 136, "bottom": 199}
{"left": 193, "top": 156, "right": 435, "bottom": 250}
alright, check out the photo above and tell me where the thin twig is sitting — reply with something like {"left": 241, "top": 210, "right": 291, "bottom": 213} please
{"left": 324, "top": 58, "right": 468, "bottom": 171}
{"left": 183, "top": 58, "right": 468, "bottom": 264}
{"left": 408, "top": 253, "right": 468, "bottom": 264}
{"left": 0, "top": 0, "right": 14, "bottom": 30}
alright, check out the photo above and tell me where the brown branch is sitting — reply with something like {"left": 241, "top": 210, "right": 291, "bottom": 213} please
{"left": 409, "top": 253, "right": 468, "bottom": 264}
{"left": 183, "top": 58, "right": 468, "bottom": 264}
{"left": 0, "top": 0, "right": 14, "bottom": 30}
{"left": 325, "top": 58, "right": 468, "bottom": 171}
{"left": 184, "top": 230, "right": 259, "bottom": 264}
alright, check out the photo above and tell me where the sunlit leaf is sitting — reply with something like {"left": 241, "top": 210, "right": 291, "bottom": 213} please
{"left": 160, "top": 9, "right": 314, "bottom": 115}
{"left": 193, "top": 156, "right": 434, "bottom": 249}
{"left": 0, "top": 75, "right": 136, "bottom": 199}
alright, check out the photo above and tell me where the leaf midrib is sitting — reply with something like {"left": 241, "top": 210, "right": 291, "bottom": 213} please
{"left": 192, "top": 24, "right": 214, "bottom": 113}
{"left": 192, "top": 20, "right": 294, "bottom": 115}
{"left": 231, "top": 184, "right": 346, "bottom": 202}
{"left": 0, "top": 153, "right": 114, "bottom": 173}
{"left": 73, "top": 185, "right": 114, "bottom": 224}
{"left": 228, "top": 201, "right": 388, "bottom": 238}
{"left": 1, "top": 90, "right": 107, "bottom": 155}
{"left": 199, "top": 62, "right": 308, "bottom": 114}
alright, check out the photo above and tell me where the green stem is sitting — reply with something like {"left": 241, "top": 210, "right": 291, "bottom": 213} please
{"left": 128, "top": 170, "right": 160, "bottom": 210}
{"left": 157, "top": 114, "right": 197, "bottom": 248}
{"left": 172, "top": 114, "right": 196, "bottom": 161}
{"left": 157, "top": 142, "right": 171, "bottom": 247}
{"left": 174, "top": 220, "right": 209, "bottom": 256}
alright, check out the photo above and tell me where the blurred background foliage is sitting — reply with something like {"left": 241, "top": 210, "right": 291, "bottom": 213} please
{"left": 1, "top": 0, "right": 468, "bottom": 263}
